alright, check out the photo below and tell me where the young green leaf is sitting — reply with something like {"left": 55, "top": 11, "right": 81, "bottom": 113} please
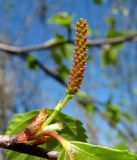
{"left": 93, "top": 0, "right": 102, "bottom": 5}
{"left": 26, "top": 55, "right": 38, "bottom": 70}
{"left": 59, "top": 141, "right": 137, "bottom": 160}
{"left": 48, "top": 12, "right": 73, "bottom": 27}
{"left": 102, "top": 45, "right": 119, "bottom": 66}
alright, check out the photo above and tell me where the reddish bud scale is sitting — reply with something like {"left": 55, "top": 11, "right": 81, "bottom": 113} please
{"left": 29, "top": 135, "right": 51, "bottom": 145}
{"left": 17, "top": 109, "right": 47, "bottom": 142}
{"left": 67, "top": 18, "right": 88, "bottom": 95}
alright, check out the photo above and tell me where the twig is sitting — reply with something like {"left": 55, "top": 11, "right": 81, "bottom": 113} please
{"left": 0, "top": 33, "right": 137, "bottom": 54}
{"left": 87, "top": 33, "right": 137, "bottom": 46}
{"left": 0, "top": 135, "right": 58, "bottom": 160}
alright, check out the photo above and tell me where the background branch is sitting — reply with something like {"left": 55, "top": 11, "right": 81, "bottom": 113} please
{"left": 0, "top": 33, "right": 137, "bottom": 54}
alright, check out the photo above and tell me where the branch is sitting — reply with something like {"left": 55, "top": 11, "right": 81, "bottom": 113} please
{"left": 87, "top": 33, "right": 137, "bottom": 46}
{"left": 0, "top": 33, "right": 137, "bottom": 54}
{"left": 0, "top": 135, "right": 58, "bottom": 160}
{"left": 0, "top": 41, "right": 65, "bottom": 54}
{"left": 36, "top": 60, "right": 66, "bottom": 86}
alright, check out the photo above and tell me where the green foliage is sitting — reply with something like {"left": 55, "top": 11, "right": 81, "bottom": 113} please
{"left": 113, "top": 142, "right": 129, "bottom": 150}
{"left": 53, "top": 34, "right": 66, "bottom": 43}
{"left": 7, "top": 110, "right": 38, "bottom": 135}
{"left": 122, "top": 112, "right": 133, "bottom": 122}
{"left": 59, "top": 141, "right": 137, "bottom": 160}
{"left": 50, "top": 34, "right": 70, "bottom": 60}
{"left": 93, "top": 0, "right": 102, "bottom": 5}
{"left": 50, "top": 34, "right": 71, "bottom": 79}
{"left": 87, "top": 27, "right": 93, "bottom": 36}
{"left": 76, "top": 91, "right": 91, "bottom": 103}
{"left": 48, "top": 12, "right": 73, "bottom": 27}
{"left": 26, "top": 55, "right": 38, "bottom": 70}
{"left": 57, "top": 64, "right": 70, "bottom": 80}
{"left": 76, "top": 92, "right": 96, "bottom": 116}
{"left": 104, "top": 102, "right": 121, "bottom": 126}
{"left": 106, "top": 16, "right": 116, "bottom": 28}
{"left": 102, "top": 100, "right": 133, "bottom": 127}
{"left": 106, "top": 29, "right": 125, "bottom": 48}
{"left": 102, "top": 29, "right": 125, "bottom": 66}
{"left": 102, "top": 45, "right": 119, "bottom": 65}
{"left": 107, "top": 29, "right": 125, "bottom": 39}
{"left": 47, "top": 33, "right": 66, "bottom": 47}
{"left": 6, "top": 109, "right": 87, "bottom": 160}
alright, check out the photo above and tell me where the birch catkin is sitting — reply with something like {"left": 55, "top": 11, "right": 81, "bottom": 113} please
{"left": 67, "top": 18, "right": 88, "bottom": 95}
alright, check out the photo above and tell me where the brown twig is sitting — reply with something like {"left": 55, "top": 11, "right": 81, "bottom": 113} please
{"left": 0, "top": 33, "right": 137, "bottom": 54}
{"left": 0, "top": 135, "right": 58, "bottom": 160}
{"left": 87, "top": 33, "right": 137, "bottom": 46}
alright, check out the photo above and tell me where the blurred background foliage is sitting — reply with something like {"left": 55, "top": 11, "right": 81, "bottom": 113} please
{"left": 0, "top": 0, "right": 137, "bottom": 159}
